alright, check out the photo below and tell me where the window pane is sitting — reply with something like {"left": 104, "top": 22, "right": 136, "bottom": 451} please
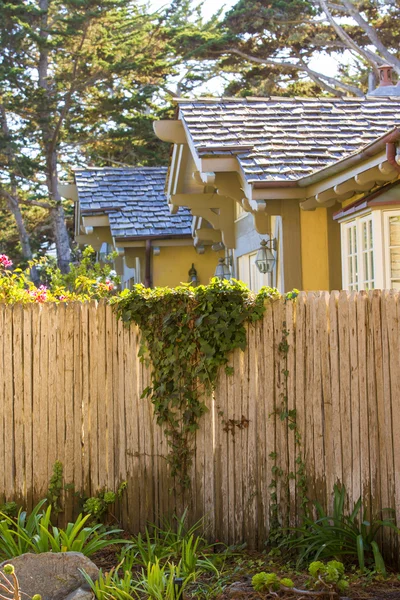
{"left": 369, "top": 219, "right": 373, "bottom": 249}
{"left": 389, "top": 216, "right": 400, "bottom": 246}
{"left": 362, "top": 222, "right": 367, "bottom": 251}
{"left": 391, "top": 248, "right": 400, "bottom": 279}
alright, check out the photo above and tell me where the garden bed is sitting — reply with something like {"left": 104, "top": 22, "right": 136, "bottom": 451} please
{"left": 90, "top": 546, "right": 400, "bottom": 599}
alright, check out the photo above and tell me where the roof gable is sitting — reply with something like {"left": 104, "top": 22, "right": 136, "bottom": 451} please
{"left": 74, "top": 167, "right": 192, "bottom": 240}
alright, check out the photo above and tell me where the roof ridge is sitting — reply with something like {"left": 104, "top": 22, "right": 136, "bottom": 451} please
{"left": 176, "top": 95, "right": 400, "bottom": 103}
{"left": 74, "top": 166, "right": 168, "bottom": 172}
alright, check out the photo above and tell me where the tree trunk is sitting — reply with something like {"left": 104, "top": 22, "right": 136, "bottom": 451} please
{"left": 38, "top": 0, "right": 71, "bottom": 273}
{"left": 51, "top": 203, "right": 71, "bottom": 273}
{"left": 5, "top": 191, "right": 33, "bottom": 261}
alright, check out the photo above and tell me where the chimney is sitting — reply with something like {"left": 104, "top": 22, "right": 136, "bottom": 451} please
{"left": 368, "top": 64, "right": 400, "bottom": 96}
{"left": 378, "top": 64, "right": 393, "bottom": 87}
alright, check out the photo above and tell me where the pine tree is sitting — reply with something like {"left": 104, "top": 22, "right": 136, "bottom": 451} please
{"left": 0, "top": 0, "right": 176, "bottom": 270}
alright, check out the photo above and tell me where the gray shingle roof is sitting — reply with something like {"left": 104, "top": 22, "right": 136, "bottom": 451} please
{"left": 178, "top": 97, "right": 400, "bottom": 183}
{"left": 74, "top": 167, "right": 192, "bottom": 239}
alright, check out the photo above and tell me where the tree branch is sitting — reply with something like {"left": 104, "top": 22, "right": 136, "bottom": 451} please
{"left": 317, "top": 0, "right": 380, "bottom": 75}
{"left": 0, "top": 189, "right": 53, "bottom": 210}
{"left": 222, "top": 48, "right": 364, "bottom": 95}
{"left": 340, "top": 0, "right": 400, "bottom": 72}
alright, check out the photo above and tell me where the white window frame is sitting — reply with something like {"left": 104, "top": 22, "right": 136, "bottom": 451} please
{"left": 340, "top": 209, "right": 400, "bottom": 291}
{"left": 341, "top": 213, "right": 376, "bottom": 291}
{"left": 383, "top": 210, "right": 400, "bottom": 290}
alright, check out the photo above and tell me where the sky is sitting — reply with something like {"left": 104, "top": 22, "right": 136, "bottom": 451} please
{"left": 147, "top": 0, "right": 343, "bottom": 95}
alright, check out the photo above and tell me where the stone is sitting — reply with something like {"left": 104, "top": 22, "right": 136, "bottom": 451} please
{"left": 0, "top": 552, "right": 99, "bottom": 600}
{"left": 64, "top": 588, "right": 94, "bottom": 600}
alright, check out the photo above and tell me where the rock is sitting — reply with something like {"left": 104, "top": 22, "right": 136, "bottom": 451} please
{"left": 0, "top": 552, "right": 99, "bottom": 600}
{"left": 64, "top": 588, "right": 94, "bottom": 600}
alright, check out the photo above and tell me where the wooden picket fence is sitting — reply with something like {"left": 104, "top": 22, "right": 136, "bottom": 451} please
{"left": 0, "top": 291, "right": 399, "bottom": 555}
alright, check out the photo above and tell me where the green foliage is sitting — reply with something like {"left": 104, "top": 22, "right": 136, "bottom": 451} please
{"left": 82, "top": 481, "right": 127, "bottom": 523}
{"left": 308, "top": 559, "right": 349, "bottom": 594}
{"left": 122, "top": 510, "right": 222, "bottom": 576}
{"left": 135, "top": 559, "right": 195, "bottom": 600}
{"left": 287, "top": 484, "right": 398, "bottom": 574}
{"left": 116, "top": 279, "right": 279, "bottom": 487}
{"left": 83, "top": 491, "right": 116, "bottom": 523}
{"left": 0, "top": 502, "right": 17, "bottom": 518}
{"left": 251, "top": 571, "right": 280, "bottom": 592}
{"left": 47, "top": 460, "right": 64, "bottom": 515}
{"left": 279, "top": 577, "right": 294, "bottom": 588}
{"left": 0, "top": 500, "right": 123, "bottom": 559}
{"left": 81, "top": 563, "right": 135, "bottom": 600}
{"left": 0, "top": 249, "right": 119, "bottom": 303}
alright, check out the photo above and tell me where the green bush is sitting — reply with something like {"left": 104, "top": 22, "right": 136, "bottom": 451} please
{"left": 286, "top": 484, "right": 398, "bottom": 574}
{"left": 0, "top": 500, "right": 124, "bottom": 559}
{"left": 0, "top": 247, "right": 119, "bottom": 304}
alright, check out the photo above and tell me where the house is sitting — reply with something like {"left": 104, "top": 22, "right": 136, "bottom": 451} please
{"left": 153, "top": 66, "right": 400, "bottom": 293}
{"left": 59, "top": 167, "right": 222, "bottom": 288}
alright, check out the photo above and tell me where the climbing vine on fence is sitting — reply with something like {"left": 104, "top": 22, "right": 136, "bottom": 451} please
{"left": 268, "top": 291, "right": 309, "bottom": 545}
{"left": 116, "top": 278, "right": 279, "bottom": 488}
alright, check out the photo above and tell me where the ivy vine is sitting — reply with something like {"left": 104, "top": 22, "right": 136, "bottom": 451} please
{"left": 116, "top": 278, "right": 279, "bottom": 488}
{"left": 268, "top": 292, "right": 309, "bottom": 545}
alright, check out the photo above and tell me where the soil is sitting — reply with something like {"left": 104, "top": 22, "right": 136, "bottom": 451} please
{"left": 90, "top": 547, "right": 400, "bottom": 600}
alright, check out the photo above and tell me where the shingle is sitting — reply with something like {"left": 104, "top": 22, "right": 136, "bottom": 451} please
{"left": 178, "top": 97, "right": 400, "bottom": 183}
{"left": 74, "top": 167, "right": 192, "bottom": 239}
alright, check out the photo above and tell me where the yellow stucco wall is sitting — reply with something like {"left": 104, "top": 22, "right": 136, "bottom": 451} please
{"left": 152, "top": 245, "right": 223, "bottom": 287}
{"left": 300, "top": 209, "right": 330, "bottom": 291}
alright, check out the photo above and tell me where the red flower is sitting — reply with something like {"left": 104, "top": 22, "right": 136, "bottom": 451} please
{"left": 0, "top": 254, "right": 13, "bottom": 268}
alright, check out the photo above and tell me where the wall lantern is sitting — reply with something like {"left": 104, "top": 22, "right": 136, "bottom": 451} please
{"left": 255, "top": 238, "right": 277, "bottom": 274}
{"left": 188, "top": 263, "right": 199, "bottom": 286}
{"left": 214, "top": 257, "right": 232, "bottom": 280}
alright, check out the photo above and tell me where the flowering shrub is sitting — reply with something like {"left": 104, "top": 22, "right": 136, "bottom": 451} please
{"left": 0, "top": 247, "right": 120, "bottom": 304}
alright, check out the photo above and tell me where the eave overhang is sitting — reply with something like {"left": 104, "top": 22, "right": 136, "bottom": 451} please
{"left": 154, "top": 116, "right": 400, "bottom": 214}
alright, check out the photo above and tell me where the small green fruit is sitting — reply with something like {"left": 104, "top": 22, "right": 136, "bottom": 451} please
{"left": 3, "top": 564, "right": 14, "bottom": 575}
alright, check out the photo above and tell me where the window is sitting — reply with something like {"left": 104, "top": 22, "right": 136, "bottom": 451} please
{"left": 361, "top": 217, "right": 374, "bottom": 290}
{"left": 237, "top": 251, "right": 272, "bottom": 292}
{"left": 342, "top": 216, "right": 375, "bottom": 291}
{"left": 386, "top": 213, "right": 400, "bottom": 290}
{"left": 341, "top": 210, "right": 400, "bottom": 291}
{"left": 234, "top": 201, "right": 246, "bottom": 221}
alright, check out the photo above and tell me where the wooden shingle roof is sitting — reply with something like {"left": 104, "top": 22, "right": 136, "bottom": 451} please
{"left": 178, "top": 97, "right": 400, "bottom": 183}
{"left": 74, "top": 167, "right": 192, "bottom": 240}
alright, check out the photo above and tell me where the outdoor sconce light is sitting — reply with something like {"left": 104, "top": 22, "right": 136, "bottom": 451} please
{"left": 188, "top": 263, "right": 199, "bottom": 286}
{"left": 214, "top": 257, "right": 232, "bottom": 280}
{"left": 255, "top": 238, "right": 277, "bottom": 274}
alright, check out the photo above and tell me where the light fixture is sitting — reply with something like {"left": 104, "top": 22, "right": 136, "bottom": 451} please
{"left": 188, "top": 263, "right": 199, "bottom": 286}
{"left": 214, "top": 257, "right": 232, "bottom": 280}
{"left": 255, "top": 238, "right": 277, "bottom": 274}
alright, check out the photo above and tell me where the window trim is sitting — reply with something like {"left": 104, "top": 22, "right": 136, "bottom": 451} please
{"left": 341, "top": 213, "right": 376, "bottom": 291}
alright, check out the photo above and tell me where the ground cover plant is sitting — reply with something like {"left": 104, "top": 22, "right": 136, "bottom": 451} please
{"left": 286, "top": 485, "right": 398, "bottom": 575}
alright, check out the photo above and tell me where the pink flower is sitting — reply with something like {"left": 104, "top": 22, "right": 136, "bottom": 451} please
{"left": 0, "top": 254, "right": 13, "bottom": 268}
{"left": 29, "top": 285, "right": 48, "bottom": 303}
{"left": 58, "top": 295, "right": 67, "bottom": 301}
{"left": 105, "top": 279, "right": 114, "bottom": 291}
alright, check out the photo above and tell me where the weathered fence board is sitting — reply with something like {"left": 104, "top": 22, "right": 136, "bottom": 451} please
{"left": 0, "top": 292, "right": 399, "bottom": 555}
